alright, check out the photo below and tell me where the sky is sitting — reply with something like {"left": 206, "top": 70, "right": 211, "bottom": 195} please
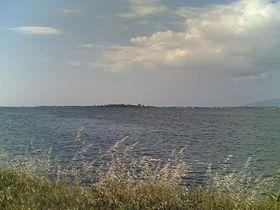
{"left": 0, "top": 0, "right": 280, "bottom": 107}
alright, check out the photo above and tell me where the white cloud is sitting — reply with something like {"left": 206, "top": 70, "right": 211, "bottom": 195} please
{"left": 10, "top": 26, "right": 62, "bottom": 35}
{"left": 61, "top": 8, "right": 81, "bottom": 14}
{"left": 175, "top": 6, "right": 210, "bottom": 19}
{"left": 79, "top": 43, "right": 131, "bottom": 51}
{"left": 93, "top": 0, "right": 280, "bottom": 79}
{"left": 119, "top": 0, "right": 168, "bottom": 17}
{"left": 68, "top": 61, "right": 81, "bottom": 67}
{"left": 79, "top": 43, "right": 95, "bottom": 48}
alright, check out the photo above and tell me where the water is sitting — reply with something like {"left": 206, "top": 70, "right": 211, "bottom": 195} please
{"left": 0, "top": 107, "right": 279, "bottom": 185}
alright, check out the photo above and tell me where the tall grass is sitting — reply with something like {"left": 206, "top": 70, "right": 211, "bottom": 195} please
{"left": 0, "top": 131, "right": 279, "bottom": 209}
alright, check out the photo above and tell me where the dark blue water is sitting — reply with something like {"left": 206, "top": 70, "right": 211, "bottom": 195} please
{"left": 0, "top": 107, "right": 279, "bottom": 185}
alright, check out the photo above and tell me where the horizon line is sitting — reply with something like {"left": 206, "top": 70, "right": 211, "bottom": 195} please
{"left": 0, "top": 104, "right": 273, "bottom": 108}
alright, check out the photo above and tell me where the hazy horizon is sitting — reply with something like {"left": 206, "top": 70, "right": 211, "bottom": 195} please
{"left": 1, "top": 0, "right": 280, "bottom": 107}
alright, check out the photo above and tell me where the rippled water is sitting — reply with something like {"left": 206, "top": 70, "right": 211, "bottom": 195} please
{"left": 0, "top": 107, "right": 279, "bottom": 185}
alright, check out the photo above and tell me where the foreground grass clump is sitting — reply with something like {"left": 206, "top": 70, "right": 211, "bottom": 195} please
{"left": 0, "top": 136, "right": 279, "bottom": 209}
{"left": 0, "top": 169, "right": 95, "bottom": 209}
{"left": 0, "top": 168, "right": 279, "bottom": 210}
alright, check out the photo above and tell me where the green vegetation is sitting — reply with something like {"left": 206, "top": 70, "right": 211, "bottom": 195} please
{"left": 0, "top": 137, "right": 279, "bottom": 209}
{"left": 0, "top": 168, "right": 279, "bottom": 210}
{"left": 0, "top": 169, "right": 94, "bottom": 209}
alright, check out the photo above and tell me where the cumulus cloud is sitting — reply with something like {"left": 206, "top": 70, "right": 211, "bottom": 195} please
{"left": 93, "top": 0, "right": 280, "bottom": 79}
{"left": 10, "top": 26, "right": 62, "bottom": 35}
{"left": 119, "top": 0, "right": 168, "bottom": 17}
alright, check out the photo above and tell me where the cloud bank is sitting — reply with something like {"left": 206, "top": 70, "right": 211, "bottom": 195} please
{"left": 10, "top": 26, "right": 62, "bottom": 35}
{"left": 93, "top": 0, "right": 280, "bottom": 80}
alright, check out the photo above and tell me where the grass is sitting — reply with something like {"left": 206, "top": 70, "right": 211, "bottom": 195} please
{"left": 0, "top": 168, "right": 279, "bottom": 210}
{"left": 0, "top": 135, "right": 279, "bottom": 209}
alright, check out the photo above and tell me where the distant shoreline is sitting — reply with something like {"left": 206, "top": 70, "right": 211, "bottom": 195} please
{"left": 92, "top": 104, "right": 155, "bottom": 108}
{"left": 1, "top": 105, "right": 280, "bottom": 108}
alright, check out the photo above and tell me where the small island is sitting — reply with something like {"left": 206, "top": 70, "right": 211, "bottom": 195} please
{"left": 93, "top": 104, "right": 154, "bottom": 108}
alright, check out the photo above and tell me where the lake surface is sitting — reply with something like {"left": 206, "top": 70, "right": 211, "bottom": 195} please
{"left": 0, "top": 107, "right": 279, "bottom": 185}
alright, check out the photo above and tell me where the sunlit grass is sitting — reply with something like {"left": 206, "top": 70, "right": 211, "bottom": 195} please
{"left": 0, "top": 135, "right": 279, "bottom": 209}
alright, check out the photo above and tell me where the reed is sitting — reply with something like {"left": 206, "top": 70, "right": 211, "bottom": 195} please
{"left": 0, "top": 132, "right": 279, "bottom": 209}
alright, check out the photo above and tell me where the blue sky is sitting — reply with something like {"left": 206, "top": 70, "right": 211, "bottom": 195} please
{"left": 0, "top": 0, "right": 280, "bottom": 106}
